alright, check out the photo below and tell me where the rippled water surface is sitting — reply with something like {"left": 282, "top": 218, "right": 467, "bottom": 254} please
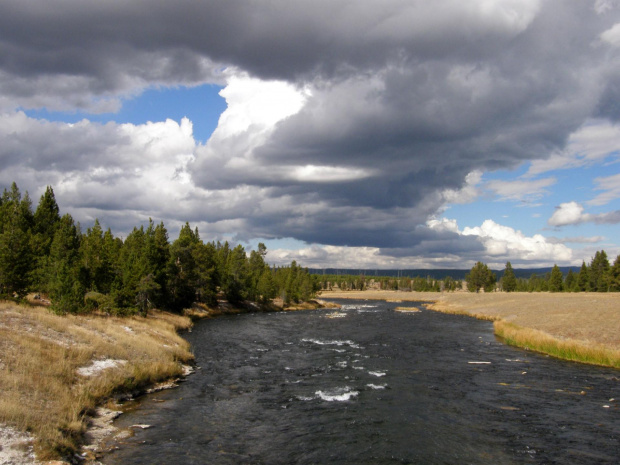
{"left": 103, "top": 299, "right": 619, "bottom": 464}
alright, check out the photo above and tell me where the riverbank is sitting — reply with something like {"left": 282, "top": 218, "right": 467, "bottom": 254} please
{"left": 0, "top": 300, "right": 194, "bottom": 464}
{"left": 0, "top": 297, "right": 337, "bottom": 464}
{"left": 319, "top": 290, "right": 620, "bottom": 368}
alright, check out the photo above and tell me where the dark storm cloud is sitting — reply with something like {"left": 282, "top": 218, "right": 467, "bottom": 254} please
{"left": 0, "top": 1, "right": 543, "bottom": 85}
{"left": 1, "top": 1, "right": 619, "bottom": 261}
{"left": 2, "top": 1, "right": 603, "bottom": 106}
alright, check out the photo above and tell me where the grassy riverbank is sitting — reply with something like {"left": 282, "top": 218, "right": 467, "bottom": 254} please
{"left": 0, "top": 300, "right": 194, "bottom": 462}
{"left": 319, "top": 290, "right": 620, "bottom": 368}
{"left": 0, "top": 296, "right": 336, "bottom": 463}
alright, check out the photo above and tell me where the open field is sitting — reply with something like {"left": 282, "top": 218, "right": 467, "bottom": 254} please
{"left": 319, "top": 290, "right": 620, "bottom": 367}
{"left": 0, "top": 301, "right": 194, "bottom": 463}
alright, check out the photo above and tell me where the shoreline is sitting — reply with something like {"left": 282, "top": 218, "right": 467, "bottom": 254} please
{"left": 0, "top": 297, "right": 336, "bottom": 464}
{"left": 319, "top": 290, "right": 620, "bottom": 368}
{"left": 0, "top": 301, "right": 195, "bottom": 465}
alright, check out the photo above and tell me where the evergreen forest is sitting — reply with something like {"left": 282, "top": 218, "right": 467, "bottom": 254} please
{"left": 0, "top": 183, "right": 320, "bottom": 315}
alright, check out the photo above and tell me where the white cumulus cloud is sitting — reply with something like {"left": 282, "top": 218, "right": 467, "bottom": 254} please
{"left": 462, "top": 219, "right": 572, "bottom": 262}
{"left": 548, "top": 202, "right": 587, "bottom": 226}
{"left": 548, "top": 201, "right": 620, "bottom": 227}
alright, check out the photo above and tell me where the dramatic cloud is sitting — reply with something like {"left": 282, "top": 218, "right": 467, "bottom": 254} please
{"left": 0, "top": 112, "right": 197, "bottom": 233}
{"left": 1, "top": 1, "right": 619, "bottom": 266}
{"left": 526, "top": 120, "right": 620, "bottom": 177}
{"left": 269, "top": 215, "right": 576, "bottom": 269}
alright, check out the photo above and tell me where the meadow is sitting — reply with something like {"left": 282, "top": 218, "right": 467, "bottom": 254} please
{"left": 320, "top": 290, "right": 620, "bottom": 368}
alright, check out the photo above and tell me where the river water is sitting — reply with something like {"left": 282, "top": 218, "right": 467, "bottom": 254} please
{"left": 102, "top": 299, "right": 619, "bottom": 464}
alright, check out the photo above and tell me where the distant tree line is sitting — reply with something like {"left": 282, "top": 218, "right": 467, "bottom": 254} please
{"left": 0, "top": 182, "right": 319, "bottom": 314}
{"left": 318, "top": 274, "right": 462, "bottom": 292}
{"left": 492, "top": 250, "right": 620, "bottom": 292}
{"left": 469, "top": 253, "right": 620, "bottom": 293}
{"left": 318, "top": 254, "right": 620, "bottom": 295}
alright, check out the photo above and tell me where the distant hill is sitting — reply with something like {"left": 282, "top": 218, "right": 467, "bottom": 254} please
{"left": 308, "top": 267, "right": 581, "bottom": 280}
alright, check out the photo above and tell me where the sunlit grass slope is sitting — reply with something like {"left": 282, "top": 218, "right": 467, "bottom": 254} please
{"left": 0, "top": 301, "right": 193, "bottom": 460}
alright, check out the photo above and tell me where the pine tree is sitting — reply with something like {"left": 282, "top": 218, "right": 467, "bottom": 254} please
{"left": 48, "top": 214, "right": 84, "bottom": 313}
{"left": 589, "top": 250, "right": 610, "bottom": 292}
{"left": 81, "top": 219, "right": 105, "bottom": 291}
{"left": 257, "top": 268, "right": 277, "bottom": 303}
{"left": 31, "top": 186, "right": 61, "bottom": 291}
{"left": 192, "top": 241, "right": 218, "bottom": 306}
{"left": 33, "top": 186, "right": 60, "bottom": 252}
{"left": 548, "top": 264, "right": 563, "bottom": 292}
{"left": 502, "top": 262, "right": 517, "bottom": 292}
{"left": 167, "top": 223, "right": 200, "bottom": 311}
{"left": 609, "top": 254, "right": 620, "bottom": 292}
{"left": 99, "top": 228, "right": 121, "bottom": 294}
{"left": 223, "top": 244, "right": 248, "bottom": 303}
{"left": 143, "top": 220, "right": 170, "bottom": 309}
{"left": 564, "top": 269, "right": 577, "bottom": 292}
{"left": 577, "top": 262, "right": 590, "bottom": 292}
{"left": 0, "top": 183, "right": 34, "bottom": 298}
{"left": 112, "top": 225, "right": 147, "bottom": 313}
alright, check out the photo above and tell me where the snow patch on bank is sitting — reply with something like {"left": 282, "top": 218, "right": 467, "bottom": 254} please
{"left": 77, "top": 359, "right": 127, "bottom": 377}
{"left": 0, "top": 425, "right": 38, "bottom": 465}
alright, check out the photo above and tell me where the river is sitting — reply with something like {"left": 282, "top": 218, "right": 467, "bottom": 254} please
{"left": 102, "top": 299, "right": 619, "bottom": 464}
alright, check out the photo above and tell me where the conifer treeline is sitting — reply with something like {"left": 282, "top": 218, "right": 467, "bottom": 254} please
{"left": 498, "top": 254, "right": 620, "bottom": 292}
{"left": 0, "top": 183, "right": 319, "bottom": 314}
{"left": 317, "top": 274, "right": 461, "bottom": 292}
{"left": 318, "top": 256, "right": 620, "bottom": 294}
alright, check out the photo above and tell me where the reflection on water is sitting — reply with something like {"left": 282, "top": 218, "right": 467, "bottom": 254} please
{"left": 103, "top": 299, "right": 619, "bottom": 464}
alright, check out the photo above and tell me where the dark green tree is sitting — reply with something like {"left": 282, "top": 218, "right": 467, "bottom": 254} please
{"left": 144, "top": 220, "right": 171, "bottom": 309}
{"left": 167, "top": 223, "right": 200, "bottom": 311}
{"left": 589, "top": 250, "right": 610, "bottom": 292}
{"left": 577, "top": 261, "right": 590, "bottom": 292}
{"left": 548, "top": 264, "right": 563, "bottom": 292}
{"left": 33, "top": 186, "right": 60, "bottom": 252}
{"left": 466, "top": 261, "right": 496, "bottom": 293}
{"left": 564, "top": 269, "right": 577, "bottom": 292}
{"left": 0, "top": 183, "right": 34, "bottom": 298}
{"left": 609, "top": 254, "right": 620, "bottom": 292}
{"left": 48, "top": 214, "right": 85, "bottom": 313}
{"left": 223, "top": 244, "right": 249, "bottom": 303}
{"left": 257, "top": 268, "right": 277, "bottom": 303}
{"left": 30, "top": 186, "right": 62, "bottom": 291}
{"left": 111, "top": 225, "right": 147, "bottom": 313}
{"left": 502, "top": 262, "right": 517, "bottom": 292}
{"left": 191, "top": 240, "right": 218, "bottom": 307}
{"left": 247, "top": 243, "right": 268, "bottom": 301}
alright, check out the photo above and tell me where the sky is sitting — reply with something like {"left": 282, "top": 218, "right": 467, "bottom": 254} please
{"left": 1, "top": 0, "right": 620, "bottom": 270}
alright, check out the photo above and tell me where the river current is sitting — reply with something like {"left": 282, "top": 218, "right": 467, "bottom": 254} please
{"left": 102, "top": 299, "right": 619, "bottom": 464}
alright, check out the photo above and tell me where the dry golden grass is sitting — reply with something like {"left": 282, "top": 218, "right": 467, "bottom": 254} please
{"left": 320, "top": 290, "right": 620, "bottom": 367}
{"left": 0, "top": 301, "right": 193, "bottom": 460}
{"left": 394, "top": 306, "right": 420, "bottom": 313}
{"left": 494, "top": 320, "right": 620, "bottom": 368}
